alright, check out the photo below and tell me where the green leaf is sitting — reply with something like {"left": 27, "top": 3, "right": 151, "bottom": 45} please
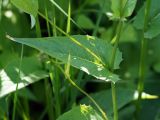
{"left": 120, "top": 23, "right": 138, "bottom": 43}
{"left": 0, "top": 57, "right": 48, "bottom": 98}
{"left": 144, "top": 14, "right": 160, "bottom": 39}
{"left": 11, "top": 0, "right": 38, "bottom": 17}
{"left": 88, "top": 0, "right": 111, "bottom": 14}
{"left": 153, "top": 62, "right": 160, "bottom": 73}
{"left": 30, "top": 15, "right": 36, "bottom": 29}
{"left": 0, "top": 98, "right": 7, "bottom": 117}
{"left": 155, "top": 109, "right": 160, "bottom": 120}
{"left": 111, "top": 0, "right": 137, "bottom": 19}
{"left": 8, "top": 35, "right": 122, "bottom": 83}
{"left": 133, "top": 0, "right": 160, "bottom": 38}
{"left": 18, "top": 88, "right": 38, "bottom": 101}
{"left": 77, "top": 15, "right": 95, "bottom": 29}
{"left": 57, "top": 104, "right": 104, "bottom": 120}
{"left": 80, "top": 87, "right": 135, "bottom": 115}
{"left": 10, "top": 35, "right": 122, "bottom": 82}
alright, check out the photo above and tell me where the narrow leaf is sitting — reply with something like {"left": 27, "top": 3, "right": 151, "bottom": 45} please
{"left": 66, "top": 0, "right": 71, "bottom": 33}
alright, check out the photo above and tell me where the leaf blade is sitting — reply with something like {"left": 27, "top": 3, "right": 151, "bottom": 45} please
{"left": 8, "top": 35, "right": 122, "bottom": 83}
{"left": 57, "top": 105, "right": 104, "bottom": 120}
{"left": 0, "top": 57, "right": 48, "bottom": 98}
{"left": 11, "top": 0, "right": 38, "bottom": 17}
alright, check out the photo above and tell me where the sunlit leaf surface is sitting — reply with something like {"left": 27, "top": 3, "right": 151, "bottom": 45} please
{"left": 0, "top": 57, "right": 48, "bottom": 98}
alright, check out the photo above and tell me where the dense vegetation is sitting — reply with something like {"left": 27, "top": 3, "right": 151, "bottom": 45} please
{"left": 0, "top": 0, "right": 160, "bottom": 120}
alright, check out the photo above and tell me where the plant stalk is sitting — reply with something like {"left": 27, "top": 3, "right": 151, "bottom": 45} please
{"left": 109, "top": 20, "right": 123, "bottom": 120}
{"left": 44, "top": 0, "right": 51, "bottom": 36}
{"left": 57, "top": 65, "right": 109, "bottom": 120}
{"left": 35, "top": 14, "right": 55, "bottom": 120}
{"left": 136, "top": 0, "right": 151, "bottom": 117}
{"left": 12, "top": 44, "right": 24, "bottom": 120}
{"left": 92, "top": 0, "right": 105, "bottom": 36}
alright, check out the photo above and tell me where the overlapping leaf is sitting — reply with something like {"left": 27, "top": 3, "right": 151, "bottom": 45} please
{"left": 111, "top": 0, "right": 137, "bottom": 19}
{"left": 0, "top": 57, "right": 48, "bottom": 98}
{"left": 11, "top": 0, "right": 38, "bottom": 17}
{"left": 9, "top": 35, "right": 122, "bottom": 83}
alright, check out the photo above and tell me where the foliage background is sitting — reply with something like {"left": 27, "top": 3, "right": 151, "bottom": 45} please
{"left": 0, "top": 0, "right": 160, "bottom": 120}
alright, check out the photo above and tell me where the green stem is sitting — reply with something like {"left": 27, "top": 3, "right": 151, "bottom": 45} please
{"left": 67, "top": 77, "right": 108, "bottom": 120}
{"left": 38, "top": 11, "right": 108, "bottom": 120}
{"left": 136, "top": 0, "right": 151, "bottom": 117}
{"left": 66, "top": 0, "right": 71, "bottom": 33}
{"left": 109, "top": 21, "right": 123, "bottom": 120}
{"left": 111, "top": 83, "right": 118, "bottom": 120}
{"left": 38, "top": 11, "right": 105, "bottom": 66}
{"left": 49, "top": 63, "right": 61, "bottom": 117}
{"left": 44, "top": 0, "right": 51, "bottom": 36}
{"left": 35, "top": 14, "right": 55, "bottom": 120}
{"left": 44, "top": 79, "right": 54, "bottom": 120}
{"left": 48, "top": 2, "right": 61, "bottom": 117}
{"left": 49, "top": 0, "right": 86, "bottom": 34}
{"left": 12, "top": 45, "right": 24, "bottom": 120}
{"left": 35, "top": 16, "right": 41, "bottom": 37}
{"left": 52, "top": 61, "right": 109, "bottom": 120}
{"left": 52, "top": 3, "right": 57, "bottom": 36}
{"left": 92, "top": 0, "right": 105, "bottom": 36}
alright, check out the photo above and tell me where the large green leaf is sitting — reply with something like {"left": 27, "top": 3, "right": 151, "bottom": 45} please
{"left": 133, "top": 0, "right": 160, "bottom": 39}
{"left": 57, "top": 104, "right": 104, "bottom": 120}
{"left": 8, "top": 35, "right": 122, "bottom": 83}
{"left": 111, "top": 0, "right": 137, "bottom": 19}
{"left": 11, "top": 0, "right": 38, "bottom": 17}
{"left": 0, "top": 57, "right": 48, "bottom": 98}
